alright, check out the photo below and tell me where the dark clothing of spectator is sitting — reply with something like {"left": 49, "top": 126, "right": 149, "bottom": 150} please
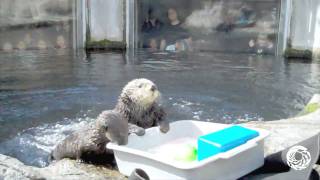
{"left": 141, "top": 19, "right": 163, "bottom": 48}
{"left": 142, "top": 19, "right": 162, "bottom": 34}
{"left": 161, "top": 23, "right": 190, "bottom": 45}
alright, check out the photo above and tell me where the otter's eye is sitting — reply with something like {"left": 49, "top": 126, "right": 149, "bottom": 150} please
{"left": 138, "top": 84, "right": 143, "bottom": 88}
{"left": 150, "top": 85, "right": 156, "bottom": 92}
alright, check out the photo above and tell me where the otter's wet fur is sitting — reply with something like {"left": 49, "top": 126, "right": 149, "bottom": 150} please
{"left": 115, "top": 78, "right": 169, "bottom": 135}
{"left": 51, "top": 110, "right": 128, "bottom": 164}
{"left": 51, "top": 78, "right": 169, "bottom": 164}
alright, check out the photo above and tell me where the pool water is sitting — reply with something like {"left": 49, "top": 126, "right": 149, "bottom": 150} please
{"left": 0, "top": 49, "right": 319, "bottom": 167}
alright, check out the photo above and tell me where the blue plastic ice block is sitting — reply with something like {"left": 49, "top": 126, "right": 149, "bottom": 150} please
{"left": 197, "top": 125, "right": 259, "bottom": 161}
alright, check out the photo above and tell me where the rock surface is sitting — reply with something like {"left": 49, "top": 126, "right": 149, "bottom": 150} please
{"left": 0, "top": 154, "right": 126, "bottom": 180}
{"left": 244, "top": 94, "right": 320, "bottom": 156}
{"left": 0, "top": 94, "right": 319, "bottom": 180}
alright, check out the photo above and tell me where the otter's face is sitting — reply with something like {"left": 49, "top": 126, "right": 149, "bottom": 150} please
{"left": 121, "top": 79, "right": 160, "bottom": 108}
{"left": 97, "top": 111, "right": 128, "bottom": 145}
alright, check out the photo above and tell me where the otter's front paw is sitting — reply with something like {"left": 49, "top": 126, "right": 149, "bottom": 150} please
{"left": 134, "top": 127, "right": 145, "bottom": 136}
{"left": 129, "top": 124, "right": 146, "bottom": 136}
{"left": 159, "top": 121, "right": 170, "bottom": 133}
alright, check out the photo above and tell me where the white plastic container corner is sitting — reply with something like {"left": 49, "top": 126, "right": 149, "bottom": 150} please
{"left": 107, "top": 120, "right": 269, "bottom": 180}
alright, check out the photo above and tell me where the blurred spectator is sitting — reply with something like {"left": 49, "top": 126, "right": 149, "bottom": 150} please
{"left": 160, "top": 8, "right": 192, "bottom": 51}
{"left": 235, "top": 5, "right": 256, "bottom": 28}
{"left": 216, "top": 13, "right": 235, "bottom": 33}
{"left": 56, "top": 35, "right": 66, "bottom": 49}
{"left": 249, "top": 34, "right": 274, "bottom": 54}
{"left": 141, "top": 8, "right": 163, "bottom": 50}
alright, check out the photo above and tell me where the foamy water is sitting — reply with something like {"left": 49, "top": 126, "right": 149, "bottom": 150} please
{"left": 0, "top": 116, "right": 95, "bottom": 167}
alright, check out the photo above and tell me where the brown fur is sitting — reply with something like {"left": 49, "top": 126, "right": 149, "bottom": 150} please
{"left": 51, "top": 110, "right": 128, "bottom": 164}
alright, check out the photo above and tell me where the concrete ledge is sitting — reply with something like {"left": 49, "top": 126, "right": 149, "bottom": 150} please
{"left": 244, "top": 94, "right": 320, "bottom": 156}
{"left": 0, "top": 154, "right": 125, "bottom": 180}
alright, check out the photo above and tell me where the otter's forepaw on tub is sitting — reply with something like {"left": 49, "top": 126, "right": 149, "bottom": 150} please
{"left": 150, "top": 103, "right": 170, "bottom": 133}
{"left": 158, "top": 119, "right": 170, "bottom": 133}
{"left": 50, "top": 110, "right": 128, "bottom": 164}
{"left": 129, "top": 123, "right": 146, "bottom": 136}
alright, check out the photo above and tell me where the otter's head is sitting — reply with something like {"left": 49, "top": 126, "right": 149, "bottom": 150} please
{"left": 96, "top": 111, "right": 128, "bottom": 145}
{"left": 120, "top": 78, "right": 160, "bottom": 109}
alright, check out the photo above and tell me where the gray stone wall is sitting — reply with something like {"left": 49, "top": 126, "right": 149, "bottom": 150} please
{"left": 89, "top": 0, "right": 124, "bottom": 42}
{"left": 289, "top": 0, "right": 319, "bottom": 50}
{"left": 284, "top": 0, "right": 320, "bottom": 60}
{"left": 85, "top": 0, "right": 126, "bottom": 50}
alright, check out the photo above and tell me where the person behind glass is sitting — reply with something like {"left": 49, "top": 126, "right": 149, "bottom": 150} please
{"left": 141, "top": 8, "right": 163, "bottom": 50}
{"left": 160, "top": 8, "right": 192, "bottom": 52}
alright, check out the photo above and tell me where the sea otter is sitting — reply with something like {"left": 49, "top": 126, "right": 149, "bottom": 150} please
{"left": 115, "top": 78, "right": 170, "bottom": 135}
{"left": 51, "top": 78, "right": 169, "bottom": 163}
{"left": 51, "top": 110, "right": 128, "bottom": 164}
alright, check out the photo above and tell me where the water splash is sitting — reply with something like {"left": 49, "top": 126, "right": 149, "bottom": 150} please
{"left": 0, "top": 115, "right": 95, "bottom": 167}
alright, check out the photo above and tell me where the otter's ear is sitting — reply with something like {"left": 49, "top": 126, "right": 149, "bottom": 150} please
{"left": 105, "top": 125, "right": 109, "bottom": 131}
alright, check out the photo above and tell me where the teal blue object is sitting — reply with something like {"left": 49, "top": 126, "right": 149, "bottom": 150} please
{"left": 197, "top": 125, "right": 259, "bottom": 161}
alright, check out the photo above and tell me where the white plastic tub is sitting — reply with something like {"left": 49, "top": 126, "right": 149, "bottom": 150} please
{"left": 107, "top": 120, "right": 269, "bottom": 180}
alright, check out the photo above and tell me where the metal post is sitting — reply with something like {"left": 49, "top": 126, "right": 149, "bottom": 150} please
{"left": 126, "top": 0, "right": 137, "bottom": 50}
{"left": 277, "top": 0, "right": 292, "bottom": 56}
{"left": 72, "top": 0, "right": 86, "bottom": 50}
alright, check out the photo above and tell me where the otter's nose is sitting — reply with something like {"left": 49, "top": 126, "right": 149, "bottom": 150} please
{"left": 150, "top": 85, "right": 157, "bottom": 92}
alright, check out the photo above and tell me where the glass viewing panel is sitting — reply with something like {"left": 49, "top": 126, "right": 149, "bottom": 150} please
{"left": 137, "top": 0, "right": 280, "bottom": 54}
{"left": 0, "top": 0, "right": 75, "bottom": 51}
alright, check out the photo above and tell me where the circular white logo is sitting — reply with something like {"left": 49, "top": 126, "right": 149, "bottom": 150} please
{"left": 286, "top": 145, "right": 311, "bottom": 170}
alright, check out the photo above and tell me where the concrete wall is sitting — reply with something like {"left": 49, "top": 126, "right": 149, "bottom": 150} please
{"left": 0, "top": 0, "right": 75, "bottom": 51}
{"left": 89, "top": 0, "right": 124, "bottom": 42}
{"left": 290, "top": 0, "right": 317, "bottom": 49}
{"left": 0, "top": 0, "right": 126, "bottom": 50}
{"left": 282, "top": 0, "right": 320, "bottom": 59}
